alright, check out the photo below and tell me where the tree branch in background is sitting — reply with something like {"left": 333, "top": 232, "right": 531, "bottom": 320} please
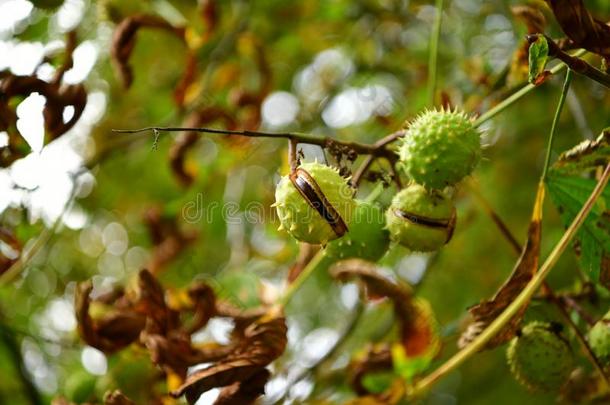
{"left": 351, "top": 129, "right": 406, "bottom": 187}
{"left": 113, "top": 127, "right": 401, "bottom": 161}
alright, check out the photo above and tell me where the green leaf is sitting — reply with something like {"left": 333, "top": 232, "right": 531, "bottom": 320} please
{"left": 528, "top": 35, "right": 549, "bottom": 84}
{"left": 546, "top": 173, "right": 610, "bottom": 281}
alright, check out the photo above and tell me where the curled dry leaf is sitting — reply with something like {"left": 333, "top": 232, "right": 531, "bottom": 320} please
{"left": 545, "top": 0, "right": 610, "bottom": 57}
{"left": 141, "top": 331, "right": 233, "bottom": 377}
{"left": 173, "top": 52, "right": 198, "bottom": 109}
{"left": 103, "top": 390, "right": 136, "bottom": 405}
{"left": 330, "top": 259, "right": 412, "bottom": 308}
{"left": 75, "top": 268, "right": 272, "bottom": 400}
{"left": 134, "top": 270, "right": 239, "bottom": 377}
{"left": 111, "top": 14, "right": 186, "bottom": 88}
{"left": 75, "top": 281, "right": 146, "bottom": 353}
{"left": 0, "top": 73, "right": 87, "bottom": 165}
{"left": 287, "top": 242, "right": 320, "bottom": 283}
{"left": 349, "top": 344, "right": 393, "bottom": 396}
{"left": 171, "top": 313, "right": 287, "bottom": 404}
{"left": 331, "top": 260, "right": 440, "bottom": 381}
{"left": 134, "top": 268, "right": 178, "bottom": 334}
{"left": 458, "top": 182, "right": 545, "bottom": 349}
{"left": 226, "top": 38, "right": 272, "bottom": 131}
{"left": 512, "top": 5, "right": 547, "bottom": 34}
{"left": 0, "top": 32, "right": 84, "bottom": 165}
{"left": 200, "top": 0, "right": 218, "bottom": 41}
{"left": 52, "top": 390, "right": 136, "bottom": 405}
{"left": 144, "top": 206, "right": 197, "bottom": 273}
{"left": 214, "top": 369, "right": 270, "bottom": 405}
{"left": 183, "top": 281, "right": 217, "bottom": 334}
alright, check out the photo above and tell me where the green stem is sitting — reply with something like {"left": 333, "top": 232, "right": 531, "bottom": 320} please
{"left": 410, "top": 163, "right": 610, "bottom": 398}
{"left": 280, "top": 250, "right": 326, "bottom": 307}
{"left": 0, "top": 180, "right": 78, "bottom": 286}
{"left": 364, "top": 182, "right": 385, "bottom": 203}
{"left": 427, "top": 0, "right": 444, "bottom": 106}
{"left": 474, "top": 49, "right": 586, "bottom": 127}
{"left": 0, "top": 313, "right": 43, "bottom": 405}
{"left": 542, "top": 69, "right": 573, "bottom": 179}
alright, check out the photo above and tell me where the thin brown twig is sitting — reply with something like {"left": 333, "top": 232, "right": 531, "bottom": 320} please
{"left": 389, "top": 162, "right": 403, "bottom": 189}
{"left": 112, "top": 126, "right": 398, "bottom": 159}
{"left": 561, "top": 295, "right": 597, "bottom": 326}
{"left": 352, "top": 155, "right": 375, "bottom": 187}
{"left": 466, "top": 181, "right": 522, "bottom": 254}
{"left": 352, "top": 129, "right": 406, "bottom": 186}
{"left": 288, "top": 138, "right": 298, "bottom": 173}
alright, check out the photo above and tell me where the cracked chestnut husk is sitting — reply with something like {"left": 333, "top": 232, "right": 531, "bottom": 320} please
{"left": 385, "top": 184, "right": 456, "bottom": 252}
{"left": 274, "top": 161, "right": 355, "bottom": 244}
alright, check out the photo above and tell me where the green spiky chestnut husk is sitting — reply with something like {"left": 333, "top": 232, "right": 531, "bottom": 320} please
{"left": 385, "top": 184, "right": 456, "bottom": 252}
{"left": 587, "top": 310, "right": 610, "bottom": 366}
{"left": 274, "top": 161, "right": 355, "bottom": 244}
{"left": 507, "top": 321, "right": 574, "bottom": 392}
{"left": 399, "top": 108, "right": 482, "bottom": 189}
{"left": 324, "top": 200, "right": 390, "bottom": 262}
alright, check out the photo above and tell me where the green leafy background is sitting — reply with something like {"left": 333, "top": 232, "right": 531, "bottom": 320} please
{"left": 2, "top": 0, "right": 610, "bottom": 404}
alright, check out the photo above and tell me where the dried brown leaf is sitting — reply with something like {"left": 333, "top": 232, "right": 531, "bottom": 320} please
{"left": 348, "top": 344, "right": 393, "bottom": 396}
{"left": 330, "top": 259, "right": 412, "bottom": 311}
{"left": 75, "top": 281, "right": 145, "bottom": 353}
{"left": 200, "top": 0, "right": 218, "bottom": 40}
{"left": 144, "top": 207, "right": 197, "bottom": 272}
{"left": 287, "top": 243, "right": 320, "bottom": 283}
{"left": 546, "top": 0, "right": 610, "bottom": 57}
{"left": 171, "top": 314, "right": 287, "bottom": 404}
{"left": 103, "top": 390, "right": 136, "bottom": 405}
{"left": 331, "top": 260, "right": 439, "bottom": 361}
{"left": 1, "top": 74, "right": 87, "bottom": 143}
{"left": 458, "top": 182, "right": 545, "bottom": 349}
{"left": 512, "top": 5, "right": 547, "bottom": 34}
{"left": 111, "top": 14, "right": 185, "bottom": 88}
{"left": 173, "top": 52, "right": 197, "bottom": 109}
{"left": 214, "top": 369, "right": 270, "bottom": 405}
{"left": 135, "top": 269, "right": 179, "bottom": 334}
{"left": 141, "top": 331, "right": 233, "bottom": 377}
{"left": 0, "top": 227, "right": 20, "bottom": 275}
{"left": 184, "top": 281, "right": 217, "bottom": 333}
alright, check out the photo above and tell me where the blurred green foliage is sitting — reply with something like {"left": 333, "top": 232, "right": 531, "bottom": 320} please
{"left": 2, "top": 0, "right": 610, "bottom": 404}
